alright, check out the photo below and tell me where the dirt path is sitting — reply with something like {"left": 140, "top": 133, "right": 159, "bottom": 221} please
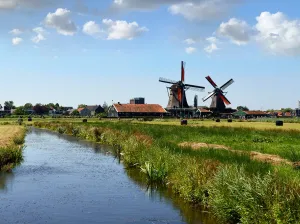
{"left": 179, "top": 142, "right": 294, "bottom": 167}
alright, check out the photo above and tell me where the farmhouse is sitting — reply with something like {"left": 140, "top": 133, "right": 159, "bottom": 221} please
{"left": 108, "top": 103, "right": 167, "bottom": 118}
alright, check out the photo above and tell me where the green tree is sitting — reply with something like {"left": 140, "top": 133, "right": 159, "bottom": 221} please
{"left": 13, "top": 106, "right": 26, "bottom": 115}
{"left": 78, "top": 104, "right": 87, "bottom": 109}
{"left": 281, "top": 108, "right": 293, "bottom": 113}
{"left": 24, "top": 103, "right": 33, "bottom": 110}
{"left": 71, "top": 110, "right": 80, "bottom": 116}
{"left": 237, "top": 106, "right": 249, "bottom": 111}
{"left": 4, "top": 101, "right": 15, "bottom": 110}
{"left": 102, "top": 101, "right": 108, "bottom": 112}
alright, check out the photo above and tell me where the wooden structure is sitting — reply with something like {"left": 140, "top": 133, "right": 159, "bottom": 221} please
{"left": 159, "top": 61, "right": 205, "bottom": 117}
{"left": 202, "top": 76, "right": 234, "bottom": 115}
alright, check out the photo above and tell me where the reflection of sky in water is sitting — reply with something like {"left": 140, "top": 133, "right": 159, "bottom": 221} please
{"left": 0, "top": 128, "right": 215, "bottom": 224}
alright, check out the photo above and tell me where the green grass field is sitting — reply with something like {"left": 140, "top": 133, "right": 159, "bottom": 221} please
{"left": 2, "top": 116, "right": 300, "bottom": 131}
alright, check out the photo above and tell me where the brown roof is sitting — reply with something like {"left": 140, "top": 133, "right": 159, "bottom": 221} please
{"left": 245, "top": 111, "right": 267, "bottom": 115}
{"left": 113, "top": 104, "right": 166, "bottom": 113}
{"left": 198, "top": 108, "right": 211, "bottom": 113}
{"left": 285, "top": 112, "right": 292, "bottom": 116}
{"left": 78, "top": 108, "right": 85, "bottom": 112}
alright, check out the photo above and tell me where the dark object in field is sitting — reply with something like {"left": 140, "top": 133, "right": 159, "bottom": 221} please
{"left": 99, "top": 117, "right": 102, "bottom": 120}
{"left": 228, "top": 119, "right": 232, "bottom": 122}
{"left": 83, "top": 119, "right": 87, "bottom": 123}
{"left": 181, "top": 119, "right": 188, "bottom": 125}
{"left": 276, "top": 120, "right": 283, "bottom": 126}
{"left": 216, "top": 119, "right": 220, "bottom": 122}
{"left": 28, "top": 117, "right": 32, "bottom": 122}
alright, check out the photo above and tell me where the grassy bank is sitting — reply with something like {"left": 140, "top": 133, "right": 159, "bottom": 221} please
{"left": 0, "top": 125, "right": 25, "bottom": 171}
{"left": 34, "top": 121, "right": 300, "bottom": 223}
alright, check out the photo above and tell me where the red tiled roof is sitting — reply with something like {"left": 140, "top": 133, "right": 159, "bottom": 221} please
{"left": 285, "top": 112, "right": 292, "bottom": 116}
{"left": 198, "top": 108, "right": 211, "bottom": 113}
{"left": 113, "top": 104, "right": 166, "bottom": 113}
{"left": 245, "top": 111, "right": 267, "bottom": 115}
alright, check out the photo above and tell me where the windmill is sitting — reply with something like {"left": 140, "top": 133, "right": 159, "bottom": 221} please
{"left": 202, "top": 76, "right": 234, "bottom": 113}
{"left": 159, "top": 61, "right": 205, "bottom": 109}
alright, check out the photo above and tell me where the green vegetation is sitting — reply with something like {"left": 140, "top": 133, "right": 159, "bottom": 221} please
{"left": 0, "top": 125, "right": 25, "bottom": 171}
{"left": 33, "top": 120, "right": 300, "bottom": 223}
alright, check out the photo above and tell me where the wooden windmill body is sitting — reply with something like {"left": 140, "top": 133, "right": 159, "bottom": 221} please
{"left": 159, "top": 61, "right": 205, "bottom": 116}
{"left": 203, "top": 76, "right": 234, "bottom": 114}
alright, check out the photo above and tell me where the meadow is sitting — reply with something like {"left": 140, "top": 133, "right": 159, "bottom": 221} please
{"left": 33, "top": 119, "right": 300, "bottom": 223}
{"left": 0, "top": 125, "right": 25, "bottom": 171}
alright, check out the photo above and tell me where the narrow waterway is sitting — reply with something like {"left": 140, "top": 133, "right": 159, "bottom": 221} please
{"left": 0, "top": 128, "right": 216, "bottom": 224}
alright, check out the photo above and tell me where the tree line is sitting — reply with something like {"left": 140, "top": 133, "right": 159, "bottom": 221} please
{"left": 0, "top": 101, "right": 109, "bottom": 116}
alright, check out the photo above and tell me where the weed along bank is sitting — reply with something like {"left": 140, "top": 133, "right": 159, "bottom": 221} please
{"left": 0, "top": 125, "right": 25, "bottom": 171}
{"left": 33, "top": 120, "right": 300, "bottom": 223}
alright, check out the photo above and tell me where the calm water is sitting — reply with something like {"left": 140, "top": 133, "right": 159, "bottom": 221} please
{"left": 0, "top": 128, "right": 216, "bottom": 224}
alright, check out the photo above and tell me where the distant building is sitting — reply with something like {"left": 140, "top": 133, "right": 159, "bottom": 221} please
{"left": 296, "top": 109, "right": 300, "bottom": 117}
{"left": 108, "top": 103, "right": 166, "bottom": 118}
{"left": 78, "top": 107, "right": 91, "bottom": 116}
{"left": 86, "top": 105, "right": 104, "bottom": 116}
{"left": 130, "top": 97, "right": 145, "bottom": 105}
{"left": 233, "top": 110, "right": 268, "bottom": 119}
{"left": 195, "top": 108, "right": 212, "bottom": 118}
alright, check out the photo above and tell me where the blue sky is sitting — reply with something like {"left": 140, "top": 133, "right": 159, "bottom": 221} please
{"left": 1, "top": 0, "right": 300, "bottom": 110}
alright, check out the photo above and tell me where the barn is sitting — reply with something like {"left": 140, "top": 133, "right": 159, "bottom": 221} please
{"left": 108, "top": 103, "right": 167, "bottom": 118}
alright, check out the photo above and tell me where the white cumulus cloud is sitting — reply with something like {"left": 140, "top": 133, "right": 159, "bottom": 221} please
{"left": 9, "top": 28, "right": 23, "bottom": 35}
{"left": 113, "top": 0, "right": 181, "bottom": 10}
{"left": 31, "top": 27, "right": 46, "bottom": 43}
{"left": 184, "top": 38, "right": 196, "bottom": 45}
{"left": 12, "top": 37, "right": 23, "bottom": 45}
{"left": 185, "top": 47, "right": 197, "bottom": 54}
{"left": 218, "top": 18, "right": 251, "bottom": 45}
{"left": 255, "top": 11, "right": 300, "bottom": 56}
{"left": 0, "top": 0, "right": 17, "bottom": 9}
{"left": 0, "top": 0, "right": 58, "bottom": 10}
{"left": 112, "top": 0, "right": 240, "bottom": 21}
{"left": 82, "top": 21, "right": 104, "bottom": 38}
{"left": 44, "top": 8, "right": 77, "bottom": 36}
{"left": 204, "top": 36, "right": 219, "bottom": 53}
{"left": 169, "top": 0, "right": 236, "bottom": 21}
{"left": 102, "top": 19, "right": 148, "bottom": 40}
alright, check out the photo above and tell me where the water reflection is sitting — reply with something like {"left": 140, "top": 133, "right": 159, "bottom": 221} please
{"left": 125, "top": 169, "right": 216, "bottom": 224}
{"left": 0, "top": 172, "right": 14, "bottom": 192}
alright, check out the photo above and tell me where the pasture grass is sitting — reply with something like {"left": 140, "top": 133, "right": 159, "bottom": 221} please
{"left": 1, "top": 116, "right": 300, "bottom": 130}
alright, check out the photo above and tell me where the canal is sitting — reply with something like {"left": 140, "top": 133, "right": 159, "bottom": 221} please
{"left": 0, "top": 128, "right": 215, "bottom": 224}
